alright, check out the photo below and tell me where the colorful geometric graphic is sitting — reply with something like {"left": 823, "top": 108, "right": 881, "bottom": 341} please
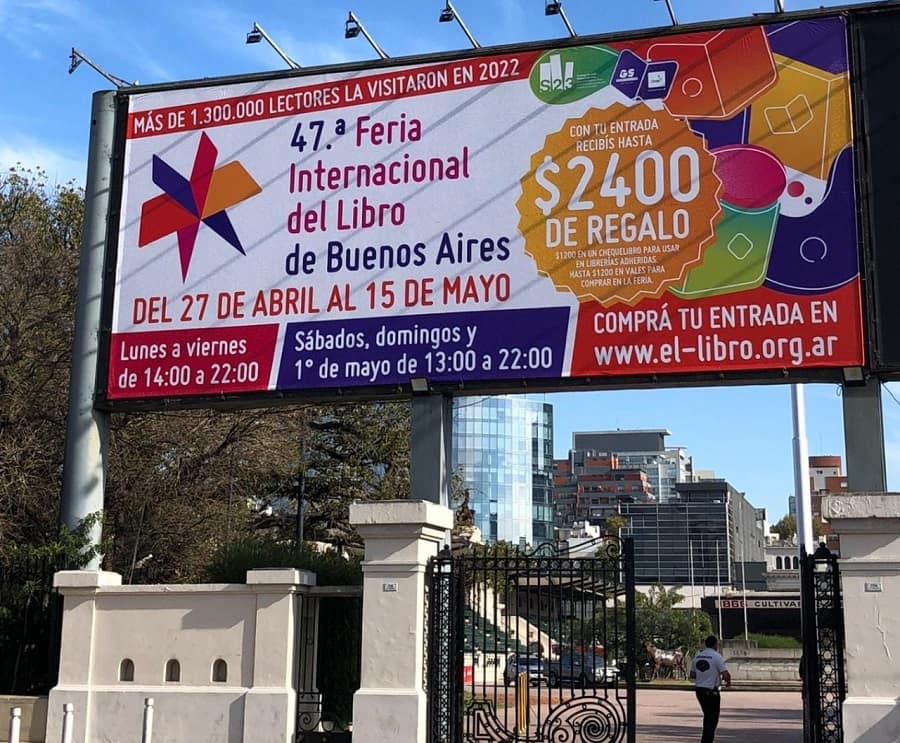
{"left": 670, "top": 200, "right": 780, "bottom": 299}
{"left": 138, "top": 132, "right": 262, "bottom": 281}
{"left": 765, "top": 146, "right": 858, "bottom": 294}
{"left": 747, "top": 53, "right": 850, "bottom": 180}
{"left": 645, "top": 26, "right": 777, "bottom": 119}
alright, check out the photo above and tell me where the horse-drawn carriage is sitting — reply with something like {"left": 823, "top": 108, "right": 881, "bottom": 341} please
{"left": 639, "top": 641, "right": 687, "bottom": 681}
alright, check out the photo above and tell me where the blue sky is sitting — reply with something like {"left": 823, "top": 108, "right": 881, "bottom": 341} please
{"left": 1, "top": 0, "right": 895, "bottom": 520}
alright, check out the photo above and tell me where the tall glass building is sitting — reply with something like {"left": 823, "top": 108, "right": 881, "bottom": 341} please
{"left": 452, "top": 396, "right": 554, "bottom": 545}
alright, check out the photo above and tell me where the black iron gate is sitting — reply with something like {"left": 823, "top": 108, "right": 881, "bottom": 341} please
{"left": 800, "top": 544, "right": 846, "bottom": 743}
{"left": 295, "top": 590, "right": 361, "bottom": 742}
{"left": 426, "top": 537, "right": 636, "bottom": 743}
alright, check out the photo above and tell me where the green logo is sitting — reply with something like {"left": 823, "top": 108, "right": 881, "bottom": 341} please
{"left": 529, "top": 46, "right": 619, "bottom": 104}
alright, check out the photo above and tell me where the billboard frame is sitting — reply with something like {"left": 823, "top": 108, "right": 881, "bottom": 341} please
{"left": 94, "top": 2, "right": 885, "bottom": 412}
{"left": 847, "top": 3, "right": 900, "bottom": 376}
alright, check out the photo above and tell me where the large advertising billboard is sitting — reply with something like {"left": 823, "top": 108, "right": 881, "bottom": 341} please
{"left": 104, "top": 15, "right": 864, "bottom": 404}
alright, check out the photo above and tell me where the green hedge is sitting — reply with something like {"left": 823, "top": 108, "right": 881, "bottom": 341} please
{"left": 746, "top": 633, "right": 801, "bottom": 649}
{"left": 204, "top": 536, "right": 362, "bottom": 586}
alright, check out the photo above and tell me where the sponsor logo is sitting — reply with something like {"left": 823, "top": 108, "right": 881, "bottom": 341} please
{"left": 529, "top": 46, "right": 618, "bottom": 104}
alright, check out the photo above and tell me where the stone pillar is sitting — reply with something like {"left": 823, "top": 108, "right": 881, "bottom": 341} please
{"left": 46, "top": 570, "right": 122, "bottom": 743}
{"left": 349, "top": 500, "right": 453, "bottom": 743}
{"left": 242, "top": 568, "right": 315, "bottom": 743}
{"left": 822, "top": 493, "right": 900, "bottom": 742}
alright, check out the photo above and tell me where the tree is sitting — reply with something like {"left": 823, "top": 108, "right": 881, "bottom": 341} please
{"left": 0, "top": 168, "right": 412, "bottom": 583}
{"left": 635, "top": 584, "right": 712, "bottom": 653}
{"left": 0, "top": 169, "right": 82, "bottom": 548}
{"left": 606, "top": 514, "right": 627, "bottom": 534}
{"left": 773, "top": 514, "right": 797, "bottom": 541}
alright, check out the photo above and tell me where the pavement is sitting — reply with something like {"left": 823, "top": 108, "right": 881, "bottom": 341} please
{"left": 478, "top": 685, "right": 803, "bottom": 741}
{"left": 637, "top": 688, "right": 803, "bottom": 742}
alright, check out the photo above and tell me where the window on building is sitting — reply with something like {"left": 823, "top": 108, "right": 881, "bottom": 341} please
{"left": 165, "top": 659, "right": 181, "bottom": 683}
{"left": 776, "top": 556, "right": 783, "bottom": 570}
{"left": 793, "top": 556, "right": 799, "bottom": 570}
{"left": 119, "top": 658, "right": 135, "bottom": 682}
{"left": 212, "top": 659, "right": 228, "bottom": 683}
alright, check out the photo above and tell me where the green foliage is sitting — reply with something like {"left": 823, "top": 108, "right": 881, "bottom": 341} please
{"left": 605, "top": 515, "right": 627, "bottom": 534}
{"left": 635, "top": 584, "right": 712, "bottom": 653}
{"left": 0, "top": 515, "right": 100, "bottom": 693}
{"left": 204, "top": 536, "right": 362, "bottom": 586}
{"left": 746, "top": 633, "right": 801, "bottom": 649}
{"left": 0, "top": 513, "right": 102, "bottom": 566}
{"left": 773, "top": 514, "right": 797, "bottom": 540}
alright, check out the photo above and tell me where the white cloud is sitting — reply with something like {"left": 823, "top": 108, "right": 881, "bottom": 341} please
{"left": 0, "top": 135, "right": 85, "bottom": 187}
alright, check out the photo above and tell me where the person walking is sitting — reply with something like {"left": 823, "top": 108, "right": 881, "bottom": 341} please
{"left": 690, "top": 635, "right": 731, "bottom": 743}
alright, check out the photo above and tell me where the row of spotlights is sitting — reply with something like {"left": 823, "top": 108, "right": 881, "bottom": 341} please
{"left": 71, "top": 1, "right": 788, "bottom": 86}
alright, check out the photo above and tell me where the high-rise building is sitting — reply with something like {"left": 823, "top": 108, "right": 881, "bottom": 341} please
{"left": 451, "top": 395, "right": 554, "bottom": 545}
{"left": 553, "top": 452, "right": 653, "bottom": 527}
{"left": 571, "top": 430, "right": 692, "bottom": 501}
{"left": 620, "top": 479, "right": 766, "bottom": 585}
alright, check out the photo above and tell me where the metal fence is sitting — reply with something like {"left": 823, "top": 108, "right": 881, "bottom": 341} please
{"left": 296, "top": 589, "right": 361, "bottom": 742}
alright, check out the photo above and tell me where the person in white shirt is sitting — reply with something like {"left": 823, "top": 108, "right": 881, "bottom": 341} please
{"left": 689, "top": 635, "right": 731, "bottom": 743}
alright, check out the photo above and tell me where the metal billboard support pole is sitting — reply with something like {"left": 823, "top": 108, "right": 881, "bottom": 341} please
{"left": 410, "top": 395, "right": 453, "bottom": 509}
{"left": 60, "top": 90, "right": 116, "bottom": 567}
{"left": 792, "top": 384, "right": 814, "bottom": 554}
{"left": 842, "top": 379, "right": 886, "bottom": 492}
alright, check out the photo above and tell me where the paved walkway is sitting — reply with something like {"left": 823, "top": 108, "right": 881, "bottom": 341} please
{"left": 637, "top": 688, "right": 803, "bottom": 742}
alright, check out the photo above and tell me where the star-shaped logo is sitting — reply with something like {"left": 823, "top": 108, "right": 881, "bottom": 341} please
{"left": 138, "top": 132, "right": 262, "bottom": 281}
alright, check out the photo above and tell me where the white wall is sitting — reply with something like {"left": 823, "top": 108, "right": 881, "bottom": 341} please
{"left": 46, "top": 568, "right": 313, "bottom": 743}
{"left": 824, "top": 493, "right": 900, "bottom": 742}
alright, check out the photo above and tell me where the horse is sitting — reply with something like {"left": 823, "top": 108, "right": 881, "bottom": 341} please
{"left": 641, "top": 641, "right": 687, "bottom": 680}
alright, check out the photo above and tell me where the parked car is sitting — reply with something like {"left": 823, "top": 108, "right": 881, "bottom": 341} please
{"left": 548, "top": 654, "right": 619, "bottom": 687}
{"left": 503, "top": 654, "right": 549, "bottom": 686}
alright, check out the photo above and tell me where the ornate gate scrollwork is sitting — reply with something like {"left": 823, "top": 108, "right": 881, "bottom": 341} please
{"left": 426, "top": 537, "right": 636, "bottom": 742}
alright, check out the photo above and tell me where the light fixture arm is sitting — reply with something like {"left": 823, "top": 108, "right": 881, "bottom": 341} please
{"left": 249, "top": 21, "right": 300, "bottom": 69}
{"left": 774, "top": 0, "right": 785, "bottom": 11}
{"left": 348, "top": 11, "right": 389, "bottom": 59}
{"left": 545, "top": 1, "right": 577, "bottom": 37}
{"left": 444, "top": 1, "right": 481, "bottom": 48}
{"left": 68, "top": 48, "right": 134, "bottom": 88}
{"left": 557, "top": 5, "right": 577, "bottom": 37}
{"left": 660, "top": 0, "right": 678, "bottom": 25}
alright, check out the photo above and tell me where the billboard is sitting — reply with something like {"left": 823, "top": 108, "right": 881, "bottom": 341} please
{"left": 103, "top": 15, "right": 864, "bottom": 405}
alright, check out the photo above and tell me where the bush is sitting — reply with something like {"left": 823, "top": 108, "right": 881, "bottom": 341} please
{"left": 204, "top": 536, "right": 362, "bottom": 586}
